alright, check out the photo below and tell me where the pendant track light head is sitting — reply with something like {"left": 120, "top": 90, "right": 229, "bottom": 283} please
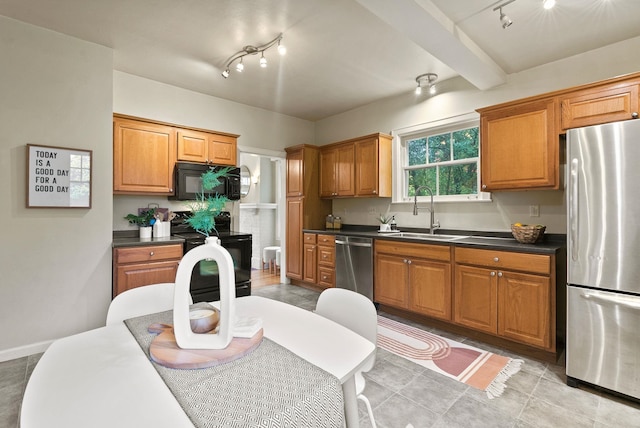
{"left": 493, "top": 0, "right": 516, "bottom": 29}
{"left": 499, "top": 8, "right": 513, "bottom": 28}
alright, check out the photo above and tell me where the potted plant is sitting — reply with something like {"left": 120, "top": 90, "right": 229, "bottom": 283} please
{"left": 378, "top": 213, "right": 392, "bottom": 232}
{"left": 184, "top": 167, "right": 232, "bottom": 238}
{"left": 125, "top": 207, "right": 157, "bottom": 238}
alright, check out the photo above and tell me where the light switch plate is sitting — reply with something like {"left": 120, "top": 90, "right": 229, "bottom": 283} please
{"left": 529, "top": 205, "right": 540, "bottom": 217}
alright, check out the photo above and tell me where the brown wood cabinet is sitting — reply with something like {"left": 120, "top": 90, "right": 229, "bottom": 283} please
{"left": 355, "top": 134, "right": 392, "bottom": 197}
{"left": 475, "top": 72, "right": 640, "bottom": 192}
{"left": 375, "top": 240, "right": 452, "bottom": 321}
{"left": 478, "top": 97, "right": 559, "bottom": 191}
{"left": 114, "top": 114, "right": 239, "bottom": 195}
{"left": 454, "top": 247, "right": 554, "bottom": 350}
{"left": 176, "top": 129, "right": 238, "bottom": 166}
{"left": 316, "top": 234, "right": 336, "bottom": 288}
{"left": 318, "top": 133, "right": 392, "bottom": 198}
{"left": 112, "top": 244, "right": 183, "bottom": 298}
{"left": 320, "top": 143, "right": 355, "bottom": 198}
{"left": 302, "top": 233, "right": 317, "bottom": 283}
{"left": 285, "top": 145, "right": 331, "bottom": 281}
{"left": 113, "top": 117, "right": 177, "bottom": 194}
{"left": 560, "top": 80, "right": 640, "bottom": 130}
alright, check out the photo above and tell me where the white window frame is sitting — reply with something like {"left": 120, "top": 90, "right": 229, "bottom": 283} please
{"left": 391, "top": 112, "right": 491, "bottom": 204}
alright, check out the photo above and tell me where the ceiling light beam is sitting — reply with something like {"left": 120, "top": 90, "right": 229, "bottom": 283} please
{"left": 354, "top": 0, "right": 507, "bottom": 90}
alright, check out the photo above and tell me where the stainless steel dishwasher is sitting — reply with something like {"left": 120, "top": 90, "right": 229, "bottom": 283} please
{"left": 335, "top": 235, "right": 373, "bottom": 301}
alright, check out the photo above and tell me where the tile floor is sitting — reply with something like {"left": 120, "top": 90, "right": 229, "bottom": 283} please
{"left": 3, "top": 283, "right": 640, "bottom": 428}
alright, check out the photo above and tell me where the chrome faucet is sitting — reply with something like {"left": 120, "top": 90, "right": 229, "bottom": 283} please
{"left": 413, "top": 186, "right": 440, "bottom": 234}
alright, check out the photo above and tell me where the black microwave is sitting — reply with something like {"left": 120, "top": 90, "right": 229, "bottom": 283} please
{"left": 170, "top": 162, "right": 241, "bottom": 201}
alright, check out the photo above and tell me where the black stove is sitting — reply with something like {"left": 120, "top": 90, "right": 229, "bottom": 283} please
{"left": 171, "top": 211, "right": 252, "bottom": 303}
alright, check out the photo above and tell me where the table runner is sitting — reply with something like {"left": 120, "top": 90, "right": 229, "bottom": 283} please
{"left": 125, "top": 308, "right": 344, "bottom": 428}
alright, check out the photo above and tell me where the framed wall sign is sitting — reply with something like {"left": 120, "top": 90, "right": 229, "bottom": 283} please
{"left": 27, "top": 144, "right": 92, "bottom": 208}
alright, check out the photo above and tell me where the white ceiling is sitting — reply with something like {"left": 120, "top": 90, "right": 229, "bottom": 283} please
{"left": 1, "top": 0, "right": 639, "bottom": 121}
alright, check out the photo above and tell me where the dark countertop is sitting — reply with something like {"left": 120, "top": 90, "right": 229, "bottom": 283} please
{"left": 112, "top": 230, "right": 185, "bottom": 248}
{"left": 303, "top": 225, "right": 565, "bottom": 255}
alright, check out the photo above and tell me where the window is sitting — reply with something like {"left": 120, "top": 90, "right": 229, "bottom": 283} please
{"left": 393, "top": 115, "right": 489, "bottom": 203}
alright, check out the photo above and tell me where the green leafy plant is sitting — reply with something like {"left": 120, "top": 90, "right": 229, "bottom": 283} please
{"left": 378, "top": 213, "right": 392, "bottom": 224}
{"left": 124, "top": 208, "right": 156, "bottom": 227}
{"left": 185, "top": 167, "right": 232, "bottom": 237}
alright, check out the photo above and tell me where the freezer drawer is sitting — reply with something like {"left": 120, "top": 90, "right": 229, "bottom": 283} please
{"left": 567, "top": 285, "right": 640, "bottom": 399}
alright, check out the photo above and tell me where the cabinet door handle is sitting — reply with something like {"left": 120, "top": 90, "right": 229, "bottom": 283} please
{"left": 490, "top": 271, "right": 496, "bottom": 276}
{"left": 403, "top": 259, "right": 408, "bottom": 263}
{"left": 407, "top": 260, "right": 412, "bottom": 264}
{"left": 482, "top": 184, "right": 487, "bottom": 190}
{"left": 149, "top": 251, "right": 154, "bottom": 256}
{"left": 498, "top": 272, "right": 503, "bottom": 277}
{"left": 372, "top": 190, "right": 377, "bottom": 194}
{"left": 493, "top": 257, "right": 499, "bottom": 262}
{"left": 632, "top": 112, "right": 638, "bottom": 119}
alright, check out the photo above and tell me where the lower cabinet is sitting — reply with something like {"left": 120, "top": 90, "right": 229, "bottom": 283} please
{"left": 454, "top": 247, "right": 554, "bottom": 350}
{"left": 374, "top": 240, "right": 452, "bottom": 321}
{"left": 301, "top": 233, "right": 335, "bottom": 288}
{"left": 303, "top": 233, "right": 317, "bottom": 283}
{"left": 112, "top": 244, "right": 183, "bottom": 298}
{"left": 316, "top": 234, "right": 336, "bottom": 288}
{"left": 374, "top": 240, "right": 557, "bottom": 352}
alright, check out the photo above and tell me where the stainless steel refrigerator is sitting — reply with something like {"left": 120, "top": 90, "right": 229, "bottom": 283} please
{"left": 566, "top": 119, "right": 640, "bottom": 399}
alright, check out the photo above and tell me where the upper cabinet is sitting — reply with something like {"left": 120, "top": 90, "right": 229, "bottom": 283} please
{"left": 560, "top": 80, "right": 640, "bottom": 130}
{"left": 176, "top": 129, "right": 238, "bottom": 166}
{"left": 320, "top": 143, "right": 355, "bottom": 198}
{"left": 479, "top": 98, "right": 559, "bottom": 191}
{"left": 113, "top": 114, "right": 239, "bottom": 195}
{"left": 319, "top": 133, "right": 392, "bottom": 198}
{"left": 355, "top": 134, "right": 392, "bottom": 197}
{"left": 476, "top": 72, "right": 640, "bottom": 192}
{"left": 113, "top": 116, "right": 177, "bottom": 195}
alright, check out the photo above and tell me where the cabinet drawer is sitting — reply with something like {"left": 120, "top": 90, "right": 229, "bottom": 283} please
{"left": 304, "top": 233, "right": 317, "bottom": 244}
{"left": 317, "top": 234, "right": 335, "bottom": 245}
{"left": 318, "top": 266, "right": 335, "bottom": 288}
{"left": 318, "top": 245, "right": 335, "bottom": 266}
{"left": 114, "top": 244, "right": 183, "bottom": 264}
{"left": 375, "top": 240, "right": 451, "bottom": 262}
{"left": 455, "top": 247, "right": 550, "bottom": 275}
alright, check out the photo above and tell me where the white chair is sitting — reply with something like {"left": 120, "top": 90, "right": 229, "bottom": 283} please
{"left": 315, "top": 288, "right": 378, "bottom": 428}
{"left": 106, "top": 283, "right": 192, "bottom": 325}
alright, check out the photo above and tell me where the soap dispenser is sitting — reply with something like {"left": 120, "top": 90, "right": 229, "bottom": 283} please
{"left": 390, "top": 215, "right": 397, "bottom": 231}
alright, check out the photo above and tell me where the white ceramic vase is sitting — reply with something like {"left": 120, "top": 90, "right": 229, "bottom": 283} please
{"left": 139, "top": 226, "right": 152, "bottom": 239}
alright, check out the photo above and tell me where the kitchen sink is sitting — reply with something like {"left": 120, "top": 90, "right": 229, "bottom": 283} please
{"left": 386, "top": 232, "right": 469, "bottom": 241}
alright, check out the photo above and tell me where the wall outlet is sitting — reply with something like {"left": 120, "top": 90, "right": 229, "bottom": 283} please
{"left": 529, "top": 205, "right": 540, "bottom": 217}
{"left": 368, "top": 207, "right": 377, "bottom": 216}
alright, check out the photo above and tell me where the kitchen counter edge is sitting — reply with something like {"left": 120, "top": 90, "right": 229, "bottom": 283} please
{"left": 112, "top": 231, "right": 185, "bottom": 248}
{"left": 303, "top": 228, "right": 564, "bottom": 255}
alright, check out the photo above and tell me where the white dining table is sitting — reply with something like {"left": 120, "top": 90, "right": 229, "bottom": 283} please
{"left": 21, "top": 295, "right": 375, "bottom": 428}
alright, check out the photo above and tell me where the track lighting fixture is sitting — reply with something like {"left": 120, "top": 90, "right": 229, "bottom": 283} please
{"left": 220, "top": 33, "right": 285, "bottom": 78}
{"left": 493, "top": 0, "right": 515, "bottom": 29}
{"left": 415, "top": 73, "right": 438, "bottom": 96}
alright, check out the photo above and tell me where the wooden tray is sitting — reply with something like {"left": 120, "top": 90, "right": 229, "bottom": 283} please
{"left": 148, "top": 323, "right": 263, "bottom": 369}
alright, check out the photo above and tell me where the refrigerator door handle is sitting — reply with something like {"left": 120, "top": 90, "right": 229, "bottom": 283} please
{"left": 581, "top": 291, "right": 640, "bottom": 310}
{"left": 569, "top": 158, "right": 579, "bottom": 261}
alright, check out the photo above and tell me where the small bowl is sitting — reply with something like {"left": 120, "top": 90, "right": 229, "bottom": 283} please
{"left": 189, "top": 306, "right": 220, "bottom": 334}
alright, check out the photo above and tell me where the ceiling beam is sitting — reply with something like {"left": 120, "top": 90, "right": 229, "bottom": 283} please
{"left": 354, "top": 0, "right": 507, "bottom": 90}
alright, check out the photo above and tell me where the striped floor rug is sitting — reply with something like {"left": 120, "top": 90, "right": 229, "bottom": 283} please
{"left": 377, "top": 316, "right": 523, "bottom": 399}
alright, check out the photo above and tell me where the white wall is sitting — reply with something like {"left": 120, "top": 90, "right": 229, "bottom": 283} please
{"left": 315, "top": 36, "right": 640, "bottom": 234}
{"left": 0, "top": 17, "right": 113, "bottom": 360}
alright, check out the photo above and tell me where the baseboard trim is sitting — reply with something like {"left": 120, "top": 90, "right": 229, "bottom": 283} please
{"left": 0, "top": 340, "right": 53, "bottom": 362}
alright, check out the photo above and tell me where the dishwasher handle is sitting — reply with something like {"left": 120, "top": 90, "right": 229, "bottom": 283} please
{"left": 335, "top": 236, "right": 372, "bottom": 247}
